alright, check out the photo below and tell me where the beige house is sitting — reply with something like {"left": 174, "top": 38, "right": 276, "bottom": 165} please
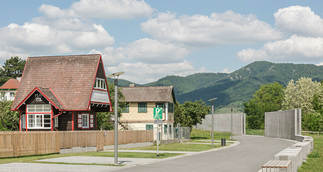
{"left": 120, "top": 85, "right": 175, "bottom": 140}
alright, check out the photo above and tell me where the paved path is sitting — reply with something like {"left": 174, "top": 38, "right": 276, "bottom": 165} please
{"left": 114, "top": 135, "right": 295, "bottom": 172}
{"left": 0, "top": 135, "right": 295, "bottom": 172}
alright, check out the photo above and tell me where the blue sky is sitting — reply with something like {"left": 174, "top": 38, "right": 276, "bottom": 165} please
{"left": 0, "top": 0, "right": 322, "bottom": 83}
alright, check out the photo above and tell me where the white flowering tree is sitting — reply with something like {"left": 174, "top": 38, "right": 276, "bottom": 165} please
{"left": 282, "top": 77, "right": 323, "bottom": 115}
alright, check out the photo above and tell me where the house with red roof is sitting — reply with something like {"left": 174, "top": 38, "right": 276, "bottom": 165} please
{"left": 11, "top": 54, "right": 112, "bottom": 131}
{"left": 0, "top": 78, "right": 20, "bottom": 101}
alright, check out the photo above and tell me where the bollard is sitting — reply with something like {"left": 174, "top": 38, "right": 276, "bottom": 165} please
{"left": 221, "top": 138, "right": 226, "bottom": 146}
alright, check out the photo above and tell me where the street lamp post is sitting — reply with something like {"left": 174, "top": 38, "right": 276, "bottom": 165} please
{"left": 108, "top": 71, "right": 125, "bottom": 165}
{"left": 231, "top": 108, "right": 233, "bottom": 138}
{"left": 208, "top": 98, "right": 217, "bottom": 147}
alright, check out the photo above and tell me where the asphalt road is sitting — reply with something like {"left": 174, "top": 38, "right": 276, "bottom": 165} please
{"left": 114, "top": 135, "right": 295, "bottom": 172}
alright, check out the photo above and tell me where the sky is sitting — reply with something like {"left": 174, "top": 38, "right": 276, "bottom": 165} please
{"left": 0, "top": 0, "right": 323, "bottom": 84}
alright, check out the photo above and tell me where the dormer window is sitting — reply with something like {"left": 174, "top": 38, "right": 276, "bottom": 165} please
{"left": 94, "top": 78, "right": 107, "bottom": 90}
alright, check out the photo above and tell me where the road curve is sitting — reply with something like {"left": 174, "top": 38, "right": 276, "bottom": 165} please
{"left": 115, "top": 135, "right": 295, "bottom": 172}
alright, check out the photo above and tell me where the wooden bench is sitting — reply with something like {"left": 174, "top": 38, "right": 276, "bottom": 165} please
{"left": 262, "top": 160, "right": 292, "bottom": 172}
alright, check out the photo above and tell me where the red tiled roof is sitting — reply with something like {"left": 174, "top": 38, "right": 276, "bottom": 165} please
{"left": 12, "top": 54, "right": 102, "bottom": 111}
{"left": 120, "top": 86, "right": 175, "bottom": 103}
{"left": 0, "top": 79, "right": 19, "bottom": 90}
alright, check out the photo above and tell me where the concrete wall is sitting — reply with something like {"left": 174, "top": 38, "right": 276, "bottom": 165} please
{"left": 195, "top": 113, "right": 246, "bottom": 136}
{"left": 265, "top": 109, "right": 301, "bottom": 140}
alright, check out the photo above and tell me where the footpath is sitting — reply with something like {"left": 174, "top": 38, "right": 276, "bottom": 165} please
{"left": 0, "top": 136, "right": 295, "bottom": 172}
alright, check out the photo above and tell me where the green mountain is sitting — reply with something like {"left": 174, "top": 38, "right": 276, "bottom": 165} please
{"left": 145, "top": 73, "right": 227, "bottom": 96}
{"left": 177, "top": 61, "right": 323, "bottom": 110}
{"left": 108, "top": 61, "right": 323, "bottom": 112}
{"left": 107, "top": 78, "right": 136, "bottom": 87}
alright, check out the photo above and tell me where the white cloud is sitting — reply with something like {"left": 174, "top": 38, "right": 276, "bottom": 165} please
{"left": 0, "top": 19, "right": 114, "bottom": 58}
{"left": 107, "top": 61, "right": 206, "bottom": 84}
{"left": 125, "top": 38, "right": 189, "bottom": 64}
{"left": 91, "top": 47, "right": 127, "bottom": 67}
{"left": 141, "top": 11, "right": 282, "bottom": 47}
{"left": 221, "top": 68, "right": 231, "bottom": 73}
{"left": 238, "top": 35, "right": 323, "bottom": 62}
{"left": 316, "top": 62, "right": 323, "bottom": 66}
{"left": 275, "top": 6, "right": 323, "bottom": 36}
{"left": 93, "top": 38, "right": 190, "bottom": 66}
{"left": 39, "top": 0, "right": 154, "bottom": 20}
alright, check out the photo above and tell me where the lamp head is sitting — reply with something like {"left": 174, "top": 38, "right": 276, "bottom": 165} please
{"left": 208, "top": 98, "right": 217, "bottom": 102}
{"left": 108, "top": 71, "right": 125, "bottom": 78}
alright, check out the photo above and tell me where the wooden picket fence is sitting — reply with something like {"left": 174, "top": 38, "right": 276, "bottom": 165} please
{"left": 0, "top": 130, "right": 153, "bottom": 158}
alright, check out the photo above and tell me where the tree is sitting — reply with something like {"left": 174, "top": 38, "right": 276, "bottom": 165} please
{"left": 2, "top": 56, "right": 26, "bottom": 78}
{"left": 174, "top": 100, "right": 210, "bottom": 129}
{"left": 244, "top": 99, "right": 265, "bottom": 129}
{"left": 0, "top": 100, "right": 19, "bottom": 131}
{"left": 244, "top": 82, "right": 285, "bottom": 129}
{"left": 96, "top": 83, "right": 126, "bottom": 130}
{"left": 282, "top": 77, "right": 323, "bottom": 115}
{"left": 174, "top": 101, "right": 193, "bottom": 128}
{"left": 0, "top": 56, "right": 26, "bottom": 86}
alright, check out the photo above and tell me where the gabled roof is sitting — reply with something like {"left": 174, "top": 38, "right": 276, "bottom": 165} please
{"left": 0, "top": 79, "right": 19, "bottom": 90}
{"left": 17, "top": 87, "right": 65, "bottom": 110}
{"left": 120, "top": 86, "right": 176, "bottom": 103}
{"left": 12, "top": 54, "right": 105, "bottom": 111}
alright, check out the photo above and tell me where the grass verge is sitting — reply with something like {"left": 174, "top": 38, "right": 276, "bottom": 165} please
{"left": 190, "top": 129, "right": 232, "bottom": 141}
{"left": 246, "top": 129, "right": 265, "bottom": 136}
{"left": 298, "top": 134, "right": 323, "bottom": 172}
{"left": 125, "top": 142, "right": 221, "bottom": 152}
{"left": 0, "top": 151, "right": 182, "bottom": 165}
{"left": 126, "top": 129, "right": 232, "bottom": 152}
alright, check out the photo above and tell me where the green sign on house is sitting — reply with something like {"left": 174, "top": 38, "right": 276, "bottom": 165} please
{"left": 153, "top": 107, "right": 162, "bottom": 119}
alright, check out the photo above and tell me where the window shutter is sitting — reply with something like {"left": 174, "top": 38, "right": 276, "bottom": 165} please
{"left": 77, "top": 114, "right": 82, "bottom": 129}
{"left": 90, "top": 114, "right": 94, "bottom": 128}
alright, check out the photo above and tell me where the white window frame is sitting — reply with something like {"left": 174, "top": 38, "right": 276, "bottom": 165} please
{"left": 27, "top": 114, "right": 51, "bottom": 129}
{"left": 82, "top": 114, "right": 89, "bottom": 129}
{"left": 27, "top": 104, "right": 51, "bottom": 113}
{"left": 94, "top": 78, "right": 107, "bottom": 90}
{"left": 10, "top": 92, "right": 15, "bottom": 98}
{"left": 54, "top": 116, "right": 58, "bottom": 128}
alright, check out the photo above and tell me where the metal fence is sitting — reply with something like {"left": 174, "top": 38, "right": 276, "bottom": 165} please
{"left": 174, "top": 127, "right": 191, "bottom": 140}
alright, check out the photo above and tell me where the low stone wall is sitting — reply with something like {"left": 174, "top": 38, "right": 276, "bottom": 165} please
{"left": 260, "top": 136, "right": 313, "bottom": 172}
{"left": 195, "top": 113, "right": 246, "bottom": 135}
{"left": 262, "top": 109, "right": 313, "bottom": 172}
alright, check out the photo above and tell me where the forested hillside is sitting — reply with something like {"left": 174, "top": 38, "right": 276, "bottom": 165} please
{"left": 109, "top": 61, "right": 323, "bottom": 112}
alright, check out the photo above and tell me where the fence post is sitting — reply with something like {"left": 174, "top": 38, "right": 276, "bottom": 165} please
{"left": 35, "top": 132, "right": 39, "bottom": 155}
{"left": 96, "top": 131, "right": 104, "bottom": 151}
{"left": 12, "top": 132, "right": 17, "bottom": 157}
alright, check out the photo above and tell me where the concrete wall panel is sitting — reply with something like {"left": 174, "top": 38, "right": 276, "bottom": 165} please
{"left": 195, "top": 113, "right": 246, "bottom": 135}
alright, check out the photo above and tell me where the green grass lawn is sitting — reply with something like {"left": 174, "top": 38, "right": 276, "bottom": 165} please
{"left": 126, "top": 129, "right": 232, "bottom": 152}
{"left": 0, "top": 151, "right": 181, "bottom": 165}
{"left": 190, "top": 129, "right": 232, "bottom": 140}
{"left": 298, "top": 134, "right": 323, "bottom": 172}
{"left": 245, "top": 129, "right": 265, "bottom": 136}
{"left": 125, "top": 142, "right": 221, "bottom": 152}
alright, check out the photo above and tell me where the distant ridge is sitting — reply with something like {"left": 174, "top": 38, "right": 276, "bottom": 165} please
{"left": 108, "top": 61, "right": 323, "bottom": 112}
